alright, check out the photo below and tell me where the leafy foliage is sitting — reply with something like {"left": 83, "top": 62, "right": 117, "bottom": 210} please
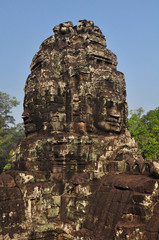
{"left": 0, "top": 91, "right": 25, "bottom": 172}
{"left": 129, "top": 107, "right": 159, "bottom": 159}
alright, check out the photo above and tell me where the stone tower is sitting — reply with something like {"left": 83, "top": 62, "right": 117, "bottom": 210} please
{"left": 1, "top": 20, "right": 159, "bottom": 240}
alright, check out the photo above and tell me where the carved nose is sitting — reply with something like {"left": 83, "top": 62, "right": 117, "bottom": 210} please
{"left": 109, "top": 106, "right": 120, "bottom": 120}
{"left": 22, "top": 110, "right": 30, "bottom": 122}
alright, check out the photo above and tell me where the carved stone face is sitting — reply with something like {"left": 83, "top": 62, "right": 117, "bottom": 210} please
{"left": 94, "top": 98, "right": 124, "bottom": 133}
{"left": 23, "top": 20, "right": 128, "bottom": 136}
{"left": 22, "top": 109, "right": 35, "bottom": 135}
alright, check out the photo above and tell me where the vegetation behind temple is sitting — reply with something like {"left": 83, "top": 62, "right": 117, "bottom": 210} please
{"left": 0, "top": 91, "right": 25, "bottom": 173}
{"left": 128, "top": 107, "right": 159, "bottom": 160}
{"left": 1, "top": 90, "right": 159, "bottom": 172}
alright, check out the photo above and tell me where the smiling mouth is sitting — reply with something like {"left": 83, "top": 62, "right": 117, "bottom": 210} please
{"left": 106, "top": 116, "right": 121, "bottom": 125}
{"left": 98, "top": 120, "right": 121, "bottom": 132}
{"left": 23, "top": 118, "right": 33, "bottom": 128}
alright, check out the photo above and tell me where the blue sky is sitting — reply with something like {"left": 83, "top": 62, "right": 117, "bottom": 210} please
{"left": 0, "top": 0, "right": 159, "bottom": 123}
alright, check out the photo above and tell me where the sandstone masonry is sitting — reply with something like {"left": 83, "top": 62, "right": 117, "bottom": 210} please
{"left": 1, "top": 20, "right": 159, "bottom": 240}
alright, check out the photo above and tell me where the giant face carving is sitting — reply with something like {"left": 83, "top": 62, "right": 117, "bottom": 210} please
{"left": 23, "top": 20, "right": 128, "bottom": 136}
{"left": 94, "top": 98, "right": 124, "bottom": 133}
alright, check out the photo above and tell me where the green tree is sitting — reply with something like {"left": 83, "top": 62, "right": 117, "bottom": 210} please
{"left": 129, "top": 107, "right": 159, "bottom": 160}
{"left": 0, "top": 91, "right": 25, "bottom": 172}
